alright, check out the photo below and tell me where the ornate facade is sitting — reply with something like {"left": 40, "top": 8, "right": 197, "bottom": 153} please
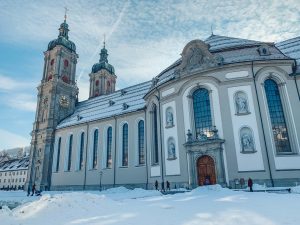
{"left": 26, "top": 19, "right": 300, "bottom": 191}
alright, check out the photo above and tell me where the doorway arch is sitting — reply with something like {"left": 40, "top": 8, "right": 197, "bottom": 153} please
{"left": 197, "top": 155, "right": 216, "bottom": 186}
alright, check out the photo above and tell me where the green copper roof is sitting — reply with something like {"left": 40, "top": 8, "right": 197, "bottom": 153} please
{"left": 92, "top": 45, "right": 115, "bottom": 74}
{"left": 47, "top": 20, "right": 76, "bottom": 52}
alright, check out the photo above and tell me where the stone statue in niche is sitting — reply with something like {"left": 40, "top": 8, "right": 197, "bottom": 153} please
{"left": 168, "top": 140, "right": 176, "bottom": 159}
{"left": 235, "top": 92, "right": 249, "bottom": 114}
{"left": 166, "top": 110, "right": 174, "bottom": 127}
{"left": 240, "top": 127, "right": 255, "bottom": 152}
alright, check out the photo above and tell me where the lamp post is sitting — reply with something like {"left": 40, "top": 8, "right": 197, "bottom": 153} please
{"left": 99, "top": 171, "right": 103, "bottom": 191}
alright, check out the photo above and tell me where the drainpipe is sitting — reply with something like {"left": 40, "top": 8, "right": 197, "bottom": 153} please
{"left": 294, "top": 75, "right": 300, "bottom": 101}
{"left": 155, "top": 87, "right": 165, "bottom": 184}
{"left": 251, "top": 61, "right": 274, "bottom": 187}
{"left": 144, "top": 107, "right": 149, "bottom": 189}
{"left": 83, "top": 122, "right": 90, "bottom": 190}
{"left": 113, "top": 116, "right": 117, "bottom": 187}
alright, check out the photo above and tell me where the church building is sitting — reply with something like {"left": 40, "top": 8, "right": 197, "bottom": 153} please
{"left": 26, "top": 16, "right": 300, "bottom": 191}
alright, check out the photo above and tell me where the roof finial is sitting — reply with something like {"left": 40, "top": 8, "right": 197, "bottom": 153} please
{"left": 64, "top": 6, "right": 69, "bottom": 22}
{"left": 211, "top": 24, "right": 214, "bottom": 35}
{"left": 103, "top": 34, "right": 106, "bottom": 48}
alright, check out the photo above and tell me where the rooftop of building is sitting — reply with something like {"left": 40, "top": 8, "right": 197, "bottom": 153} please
{"left": 57, "top": 34, "right": 299, "bottom": 130}
{"left": 0, "top": 156, "right": 29, "bottom": 172}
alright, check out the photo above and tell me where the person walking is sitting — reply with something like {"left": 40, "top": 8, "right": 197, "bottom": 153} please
{"left": 248, "top": 178, "right": 253, "bottom": 192}
{"left": 161, "top": 181, "right": 165, "bottom": 192}
{"left": 27, "top": 185, "right": 31, "bottom": 196}
{"left": 155, "top": 180, "right": 158, "bottom": 190}
{"left": 166, "top": 180, "right": 170, "bottom": 191}
{"left": 31, "top": 183, "right": 36, "bottom": 196}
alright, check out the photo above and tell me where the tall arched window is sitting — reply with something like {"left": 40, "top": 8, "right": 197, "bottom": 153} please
{"left": 55, "top": 137, "right": 61, "bottom": 172}
{"left": 106, "top": 127, "right": 112, "bottom": 168}
{"left": 152, "top": 104, "right": 159, "bottom": 164}
{"left": 193, "top": 88, "right": 212, "bottom": 137}
{"left": 93, "top": 129, "right": 99, "bottom": 169}
{"left": 264, "top": 79, "right": 291, "bottom": 153}
{"left": 138, "top": 120, "right": 145, "bottom": 165}
{"left": 67, "top": 135, "right": 73, "bottom": 171}
{"left": 122, "top": 124, "right": 128, "bottom": 167}
{"left": 79, "top": 132, "right": 84, "bottom": 170}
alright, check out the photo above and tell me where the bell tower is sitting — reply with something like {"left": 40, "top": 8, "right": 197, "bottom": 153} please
{"left": 26, "top": 11, "right": 78, "bottom": 191}
{"left": 89, "top": 41, "right": 117, "bottom": 98}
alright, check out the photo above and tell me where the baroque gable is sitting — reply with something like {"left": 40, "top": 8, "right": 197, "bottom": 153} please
{"left": 176, "top": 40, "right": 224, "bottom": 75}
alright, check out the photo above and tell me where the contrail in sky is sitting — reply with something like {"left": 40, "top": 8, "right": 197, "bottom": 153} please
{"left": 77, "top": 0, "right": 130, "bottom": 83}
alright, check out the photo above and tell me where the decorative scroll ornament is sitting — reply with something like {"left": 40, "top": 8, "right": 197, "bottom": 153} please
{"left": 176, "top": 40, "right": 223, "bottom": 75}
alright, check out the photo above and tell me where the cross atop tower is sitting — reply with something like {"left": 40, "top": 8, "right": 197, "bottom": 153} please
{"left": 64, "top": 7, "right": 69, "bottom": 21}
{"left": 103, "top": 34, "right": 106, "bottom": 48}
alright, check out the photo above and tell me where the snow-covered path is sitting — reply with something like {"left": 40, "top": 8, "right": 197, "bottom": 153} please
{"left": 1, "top": 185, "right": 299, "bottom": 225}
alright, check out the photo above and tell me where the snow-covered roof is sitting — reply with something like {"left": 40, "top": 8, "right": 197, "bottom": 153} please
{"left": 0, "top": 157, "right": 29, "bottom": 172}
{"left": 155, "top": 35, "right": 290, "bottom": 86}
{"left": 57, "top": 81, "right": 152, "bottom": 129}
{"left": 276, "top": 37, "right": 300, "bottom": 73}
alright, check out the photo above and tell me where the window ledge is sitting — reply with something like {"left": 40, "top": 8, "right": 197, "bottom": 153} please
{"left": 235, "top": 112, "right": 251, "bottom": 116}
{"left": 240, "top": 150, "right": 257, "bottom": 154}
{"left": 167, "top": 157, "right": 177, "bottom": 160}
{"left": 276, "top": 152, "right": 299, "bottom": 156}
{"left": 135, "top": 164, "right": 146, "bottom": 167}
{"left": 165, "top": 124, "right": 175, "bottom": 129}
{"left": 119, "top": 166, "right": 128, "bottom": 168}
{"left": 103, "top": 167, "right": 112, "bottom": 170}
{"left": 151, "top": 163, "right": 159, "bottom": 167}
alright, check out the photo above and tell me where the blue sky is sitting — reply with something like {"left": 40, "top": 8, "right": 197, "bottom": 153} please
{"left": 0, "top": 0, "right": 299, "bottom": 150}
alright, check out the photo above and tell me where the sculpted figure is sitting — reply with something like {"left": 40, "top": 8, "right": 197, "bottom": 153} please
{"left": 166, "top": 111, "right": 174, "bottom": 127}
{"left": 168, "top": 142, "right": 176, "bottom": 159}
{"left": 235, "top": 94, "right": 249, "bottom": 114}
{"left": 241, "top": 133, "right": 254, "bottom": 152}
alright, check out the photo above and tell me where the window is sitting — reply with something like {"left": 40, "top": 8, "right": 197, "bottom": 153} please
{"left": 67, "top": 135, "right": 73, "bottom": 171}
{"left": 193, "top": 88, "right": 212, "bottom": 137}
{"left": 106, "top": 127, "right": 112, "bottom": 168}
{"left": 152, "top": 104, "right": 159, "bottom": 164}
{"left": 92, "top": 129, "right": 99, "bottom": 169}
{"left": 122, "top": 124, "right": 129, "bottom": 167}
{"left": 19, "top": 178, "right": 21, "bottom": 182}
{"left": 79, "top": 132, "right": 84, "bottom": 170}
{"left": 23, "top": 178, "right": 25, "bottom": 182}
{"left": 264, "top": 79, "right": 291, "bottom": 153}
{"left": 55, "top": 137, "right": 61, "bottom": 172}
{"left": 138, "top": 120, "right": 145, "bottom": 165}
{"left": 96, "top": 80, "right": 99, "bottom": 86}
{"left": 64, "top": 59, "right": 69, "bottom": 67}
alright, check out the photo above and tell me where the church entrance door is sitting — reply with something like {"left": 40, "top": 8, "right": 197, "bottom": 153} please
{"left": 197, "top": 155, "right": 216, "bottom": 186}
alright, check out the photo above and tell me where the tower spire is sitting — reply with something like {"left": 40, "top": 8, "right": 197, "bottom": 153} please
{"left": 64, "top": 6, "right": 69, "bottom": 22}
{"left": 103, "top": 34, "right": 106, "bottom": 49}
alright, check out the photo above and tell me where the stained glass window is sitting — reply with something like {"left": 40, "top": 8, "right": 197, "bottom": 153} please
{"left": 152, "top": 104, "right": 159, "bottom": 164}
{"left": 264, "top": 79, "right": 291, "bottom": 153}
{"left": 106, "top": 127, "right": 112, "bottom": 168}
{"left": 79, "top": 132, "right": 84, "bottom": 170}
{"left": 122, "top": 124, "right": 128, "bottom": 166}
{"left": 55, "top": 137, "right": 61, "bottom": 172}
{"left": 193, "top": 88, "right": 212, "bottom": 136}
{"left": 138, "top": 120, "right": 145, "bottom": 165}
{"left": 93, "top": 129, "right": 98, "bottom": 169}
{"left": 67, "top": 135, "right": 73, "bottom": 171}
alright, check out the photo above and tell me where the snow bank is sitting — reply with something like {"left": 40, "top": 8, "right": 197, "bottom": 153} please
{"left": 100, "top": 187, "right": 162, "bottom": 200}
{"left": 190, "top": 184, "right": 230, "bottom": 194}
{"left": 291, "top": 185, "right": 300, "bottom": 194}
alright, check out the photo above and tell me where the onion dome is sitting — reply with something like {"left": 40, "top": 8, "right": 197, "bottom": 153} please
{"left": 47, "top": 18, "right": 76, "bottom": 52}
{"left": 91, "top": 43, "right": 115, "bottom": 74}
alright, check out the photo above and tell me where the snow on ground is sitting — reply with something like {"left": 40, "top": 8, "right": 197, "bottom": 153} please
{"left": 1, "top": 185, "right": 300, "bottom": 225}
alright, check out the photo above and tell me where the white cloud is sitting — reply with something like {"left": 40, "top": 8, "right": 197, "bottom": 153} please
{"left": 0, "top": 75, "right": 36, "bottom": 92}
{"left": 0, "top": 129, "right": 30, "bottom": 150}
{"left": 5, "top": 93, "right": 37, "bottom": 112}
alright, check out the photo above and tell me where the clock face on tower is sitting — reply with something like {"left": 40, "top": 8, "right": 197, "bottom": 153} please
{"left": 59, "top": 95, "right": 70, "bottom": 108}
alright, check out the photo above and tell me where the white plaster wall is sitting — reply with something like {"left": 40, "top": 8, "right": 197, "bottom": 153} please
{"left": 182, "top": 82, "right": 229, "bottom": 183}
{"left": 150, "top": 166, "right": 160, "bottom": 177}
{"left": 225, "top": 71, "right": 249, "bottom": 79}
{"left": 162, "top": 88, "right": 175, "bottom": 97}
{"left": 162, "top": 101, "right": 180, "bottom": 176}
{"left": 228, "top": 85, "right": 265, "bottom": 172}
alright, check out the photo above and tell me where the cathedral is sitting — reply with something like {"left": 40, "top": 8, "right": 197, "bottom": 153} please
{"left": 26, "top": 16, "right": 300, "bottom": 191}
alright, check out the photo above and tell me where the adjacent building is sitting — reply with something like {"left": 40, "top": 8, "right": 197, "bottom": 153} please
{"left": 26, "top": 16, "right": 300, "bottom": 191}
